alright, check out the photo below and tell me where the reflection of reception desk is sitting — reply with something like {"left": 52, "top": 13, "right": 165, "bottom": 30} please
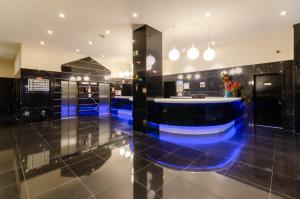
{"left": 111, "top": 96, "right": 133, "bottom": 120}
{"left": 147, "top": 97, "right": 243, "bottom": 135}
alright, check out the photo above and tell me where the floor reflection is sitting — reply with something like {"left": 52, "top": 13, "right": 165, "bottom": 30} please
{"left": 0, "top": 116, "right": 299, "bottom": 198}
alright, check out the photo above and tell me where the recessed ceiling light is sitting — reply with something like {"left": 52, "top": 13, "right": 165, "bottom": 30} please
{"left": 211, "top": 41, "right": 216, "bottom": 45}
{"left": 105, "top": 30, "right": 110, "bottom": 34}
{"left": 40, "top": 41, "right": 45, "bottom": 45}
{"left": 47, "top": 30, "right": 53, "bottom": 35}
{"left": 102, "top": 54, "right": 105, "bottom": 58}
{"left": 205, "top": 12, "right": 211, "bottom": 18}
{"left": 280, "top": 10, "right": 287, "bottom": 16}
{"left": 76, "top": 49, "right": 80, "bottom": 52}
{"left": 132, "top": 12, "right": 138, "bottom": 18}
{"left": 88, "top": 41, "right": 93, "bottom": 45}
{"left": 59, "top": 13, "right": 65, "bottom": 18}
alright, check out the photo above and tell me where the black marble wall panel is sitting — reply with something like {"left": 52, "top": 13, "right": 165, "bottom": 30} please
{"left": 19, "top": 69, "right": 62, "bottom": 122}
{"left": 0, "top": 78, "right": 14, "bottom": 124}
{"left": 164, "top": 60, "right": 294, "bottom": 131}
{"left": 294, "top": 23, "right": 300, "bottom": 132}
{"left": 133, "top": 25, "right": 163, "bottom": 132}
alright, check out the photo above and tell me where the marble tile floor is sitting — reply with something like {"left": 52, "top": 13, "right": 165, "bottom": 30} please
{"left": 0, "top": 116, "right": 299, "bottom": 199}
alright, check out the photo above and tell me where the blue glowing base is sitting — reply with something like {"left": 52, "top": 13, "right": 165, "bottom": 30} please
{"left": 153, "top": 120, "right": 235, "bottom": 135}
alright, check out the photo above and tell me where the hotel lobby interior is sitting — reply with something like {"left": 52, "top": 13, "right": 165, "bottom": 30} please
{"left": 0, "top": 0, "right": 300, "bottom": 199}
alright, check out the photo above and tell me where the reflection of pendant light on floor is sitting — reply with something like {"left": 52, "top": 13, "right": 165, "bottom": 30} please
{"left": 187, "top": 24, "right": 199, "bottom": 60}
{"left": 203, "top": 25, "right": 216, "bottom": 62}
{"left": 146, "top": 54, "right": 155, "bottom": 71}
{"left": 168, "top": 26, "right": 180, "bottom": 61}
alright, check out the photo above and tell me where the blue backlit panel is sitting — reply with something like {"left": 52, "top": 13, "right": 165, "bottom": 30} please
{"left": 158, "top": 120, "right": 235, "bottom": 135}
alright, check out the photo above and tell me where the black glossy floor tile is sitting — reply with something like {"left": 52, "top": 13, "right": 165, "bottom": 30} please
{"left": 0, "top": 183, "right": 27, "bottom": 199}
{"left": 92, "top": 177, "right": 162, "bottom": 199}
{"left": 32, "top": 179, "right": 92, "bottom": 199}
{"left": 159, "top": 175, "right": 212, "bottom": 199}
{"left": 1, "top": 116, "right": 300, "bottom": 199}
{"left": 226, "top": 161, "right": 272, "bottom": 190}
{"left": 271, "top": 173, "right": 300, "bottom": 199}
{"left": 0, "top": 169, "right": 18, "bottom": 188}
{"left": 24, "top": 166, "right": 77, "bottom": 198}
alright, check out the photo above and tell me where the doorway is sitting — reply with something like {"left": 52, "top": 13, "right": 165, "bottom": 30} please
{"left": 61, "top": 81, "right": 78, "bottom": 118}
{"left": 254, "top": 74, "right": 283, "bottom": 128}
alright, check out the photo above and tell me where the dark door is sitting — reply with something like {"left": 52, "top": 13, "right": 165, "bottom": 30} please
{"left": 164, "top": 81, "right": 176, "bottom": 98}
{"left": 0, "top": 78, "right": 14, "bottom": 124}
{"left": 254, "top": 74, "right": 282, "bottom": 127}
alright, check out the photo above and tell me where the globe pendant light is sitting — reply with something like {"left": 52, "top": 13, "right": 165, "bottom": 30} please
{"left": 203, "top": 25, "right": 216, "bottom": 61}
{"left": 187, "top": 46, "right": 199, "bottom": 60}
{"left": 168, "top": 26, "right": 180, "bottom": 61}
{"left": 187, "top": 24, "right": 199, "bottom": 60}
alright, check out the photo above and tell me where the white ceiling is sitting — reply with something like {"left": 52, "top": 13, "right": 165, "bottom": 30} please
{"left": 0, "top": 0, "right": 299, "bottom": 63}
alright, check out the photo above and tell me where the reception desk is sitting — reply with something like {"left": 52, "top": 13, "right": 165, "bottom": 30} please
{"left": 147, "top": 97, "right": 243, "bottom": 135}
{"left": 111, "top": 96, "right": 133, "bottom": 120}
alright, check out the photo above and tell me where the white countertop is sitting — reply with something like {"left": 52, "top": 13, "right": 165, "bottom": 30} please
{"left": 113, "top": 96, "right": 133, "bottom": 101}
{"left": 153, "top": 97, "right": 242, "bottom": 104}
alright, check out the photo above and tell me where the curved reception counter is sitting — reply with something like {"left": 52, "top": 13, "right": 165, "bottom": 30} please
{"left": 147, "top": 97, "right": 243, "bottom": 135}
{"left": 111, "top": 96, "right": 133, "bottom": 120}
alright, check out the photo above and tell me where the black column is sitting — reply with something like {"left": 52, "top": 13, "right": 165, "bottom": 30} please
{"left": 294, "top": 23, "right": 300, "bottom": 132}
{"left": 132, "top": 25, "right": 163, "bottom": 132}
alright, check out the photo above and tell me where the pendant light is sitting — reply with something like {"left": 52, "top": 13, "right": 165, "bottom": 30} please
{"left": 203, "top": 25, "right": 216, "bottom": 61}
{"left": 187, "top": 24, "right": 199, "bottom": 60}
{"left": 168, "top": 26, "right": 180, "bottom": 61}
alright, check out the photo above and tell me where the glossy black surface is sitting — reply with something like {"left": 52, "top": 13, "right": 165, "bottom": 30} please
{"left": 147, "top": 101, "right": 243, "bottom": 126}
{"left": 61, "top": 57, "right": 111, "bottom": 83}
{"left": 0, "top": 78, "right": 14, "bottom": 124}
{"left": 133, "top": 25, "right": 163, "bottom": 132}
{"left": 18, "top": 69, "right": 62, "bottom": 122}
{"left": 164, "top": 60, "right": 295, "bottom": 131}
{"left": 294, "top": 24, "right": 300, "bottom": 132}
{"left": 1, "top": 115, "right": 300, "bottom": 199}
{"left": 111, "top": 98, "right": 132, "bottom": 112}
{"left": 254, "top": 74, "right": 283, "bottom": 127}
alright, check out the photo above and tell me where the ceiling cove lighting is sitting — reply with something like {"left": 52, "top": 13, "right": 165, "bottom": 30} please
{"left": 177, "top": 74, "right": 183, "bottom": 80}
{"left": 76, "top": 76, "right": 82, "bottom": 81}
{"left": 168, "top": 26, "right": 180, "bottom": 62}
{"left": 203, "top": 25, "right": 216, "bottom": 62}
{"left": 70, "top": 76, "right": 76, "bottom": 81}
{"left": 195, "top": 73, "right": 201, "bottom": 79}
{"left": 83, "top": 76, "right": 90, "bottom": 81}
{"left": 187, "top": 24, "right": 199, "bottom": 60}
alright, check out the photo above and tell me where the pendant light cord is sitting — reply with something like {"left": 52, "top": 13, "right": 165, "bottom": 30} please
{"left": 172, "top": 25, "right": 176, "bottom": 48}
{"left": 207, "top": 25, "right": 212, "bottom": 48}
{"left": 192, "top": 23, "right": 196, "bottom": 47}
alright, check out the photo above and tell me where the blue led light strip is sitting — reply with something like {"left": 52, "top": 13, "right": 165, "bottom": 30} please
{"left": 116, "top": 109, "right": 133, "bottom": 120}
{"left": 155, "top": 120, "right": 235, "bottom": 135}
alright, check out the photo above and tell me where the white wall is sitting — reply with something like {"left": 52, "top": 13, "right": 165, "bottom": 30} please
{"left": 163, "top": 28, "right": 294, "bottom": 75}
{"left": 0, "top": 59, "right": 14, "bottom": 78}
{"left": 20, "top": 43, "right": 131, "bottom": 77}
